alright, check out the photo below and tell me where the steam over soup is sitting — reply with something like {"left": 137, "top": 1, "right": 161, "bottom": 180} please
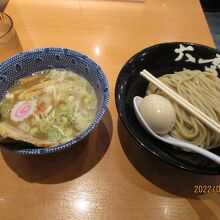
{"left": 0, "top": 69, "right": 98, "bottom": 147}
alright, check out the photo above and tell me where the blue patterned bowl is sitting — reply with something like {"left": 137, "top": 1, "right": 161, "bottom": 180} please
{"left": 0, "top": 48, "right": 109, "bottom": 154}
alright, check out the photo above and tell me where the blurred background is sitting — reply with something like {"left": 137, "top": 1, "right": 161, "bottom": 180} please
{"left": 0, "top": 0, "right": 219, "bottom": 48}
{"left": 0, "top": 0, "right": 8, "bottom": 12}
{"left": 200, "top": 0, "right": 220, "bottom": 48}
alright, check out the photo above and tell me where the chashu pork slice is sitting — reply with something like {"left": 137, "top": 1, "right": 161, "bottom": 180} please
{"left": 0, "top": 122, "right": 57, "bottom": 147}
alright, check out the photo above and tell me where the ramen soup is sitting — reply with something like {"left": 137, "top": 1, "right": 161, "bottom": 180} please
{"left": 0, "top": 69, "right": 98, "bottom": 147}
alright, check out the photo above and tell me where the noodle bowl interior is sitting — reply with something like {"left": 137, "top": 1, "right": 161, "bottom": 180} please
{"left": 0, "top": 69, "right": 98, "bottom": 147}
{"left": 146, "top": 69, "right": 220, "bottom": 150}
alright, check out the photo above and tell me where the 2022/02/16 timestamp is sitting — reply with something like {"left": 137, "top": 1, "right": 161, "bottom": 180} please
{"left": 194, "top": 185, "right": 220, "bottom": 193}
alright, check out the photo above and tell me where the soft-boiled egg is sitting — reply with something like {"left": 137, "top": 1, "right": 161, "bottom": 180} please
{"left": 139, "top": 94, "right": 176, "bottom": 134}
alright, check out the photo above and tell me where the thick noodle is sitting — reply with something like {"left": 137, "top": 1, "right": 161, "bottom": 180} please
{"left": 147, "top": 69, "right": 220, "bottom": 149}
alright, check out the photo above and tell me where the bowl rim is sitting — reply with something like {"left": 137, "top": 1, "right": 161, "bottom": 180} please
{"left": 0, "top": 47, "right": 110, "bottom": 155}
{"left": 115, "top": 41, "right": 220, "bottom": 175}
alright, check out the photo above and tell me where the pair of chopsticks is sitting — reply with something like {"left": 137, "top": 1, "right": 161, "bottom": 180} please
{"left": 140, "top": 69, "right": 220, "bottom": 133}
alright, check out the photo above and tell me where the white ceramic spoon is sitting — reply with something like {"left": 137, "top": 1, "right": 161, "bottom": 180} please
{"left": 133, "top": 96, "right": 220, "bottom": 165}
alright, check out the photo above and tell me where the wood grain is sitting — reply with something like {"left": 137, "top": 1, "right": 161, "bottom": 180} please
{"left": 1, "top": 0, "right": 219, "bottom": 219}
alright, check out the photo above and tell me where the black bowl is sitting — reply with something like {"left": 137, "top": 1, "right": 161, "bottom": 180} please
{"left": 115, "top": 42, "right": 220, "bottom": 175}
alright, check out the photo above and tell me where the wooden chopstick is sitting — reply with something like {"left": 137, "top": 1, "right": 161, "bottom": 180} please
{"left": 140, "top": 69, "right": 220, "bottom": 133}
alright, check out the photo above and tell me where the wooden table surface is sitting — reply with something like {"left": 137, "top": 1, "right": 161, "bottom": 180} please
{"left": 1, "top": 0, "right": 220, "bottom": 219}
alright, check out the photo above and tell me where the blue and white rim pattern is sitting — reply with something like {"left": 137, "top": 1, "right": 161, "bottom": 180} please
{"left": 0, "top": 48, "right": 110, "bottom": 154}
